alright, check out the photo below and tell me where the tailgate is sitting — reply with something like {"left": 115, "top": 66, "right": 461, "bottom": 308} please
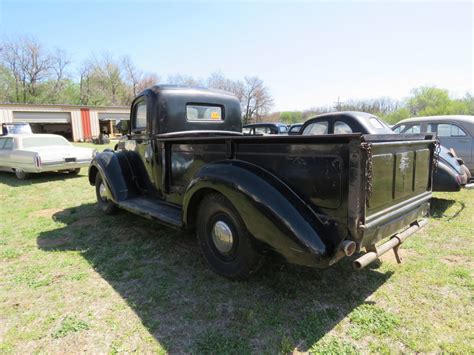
{"left": 358, "top": 134, "right": 436, "bottom": 248}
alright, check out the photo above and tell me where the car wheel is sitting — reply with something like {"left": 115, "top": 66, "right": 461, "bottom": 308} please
{"left": 196, "top": 193, "right": 262, "bottom": 280}
{"left": 14, "top": 169, "right": 29, "bottom": 180}
{"left": 95, "top": 173, "right": 118, "bottom": 215}
{"left": 69, "top": 168, "right": 81, "bottom": 175}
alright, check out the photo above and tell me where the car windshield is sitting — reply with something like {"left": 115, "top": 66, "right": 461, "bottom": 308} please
{"left": 22, "top": 136, "right": 71, "bottom": 148}
{"left": 6, "top": 124, "right": 32, "bottom": 134}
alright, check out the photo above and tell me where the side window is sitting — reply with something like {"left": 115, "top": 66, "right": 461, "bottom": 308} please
{"left": 369, "top": 117, "right": 384, "bottom": 129}
{"left": 290, "top": 126, "right": 300, "bottom": 134}
{"left": 2, "top": 138, "right": 13, "bottom": 149}
{"left": 450, "top": 124, "right": 467, "bottom": 137}
{"left": 393, "top": 124, "right": 405, "bottom": 133}
{"left": 242, "top": 127, "right": 251, "bottom": 134}
{"left": 0, "top": 138, "right": 5, "bottom": 149}
{"left": 268, "top": 126, "right": 278, "bottom": 134}
{"left": 132, "top": 100, "right": 147, "bottom": 131}
{"left": 302, "top": 121, "right": 329, "bottom": 135}
{"left": 279, "top": 126, "right": 288, "bottom": 134}
{"left": 334, "top": 121, "right": 353, "bottom": 134}
{"left": 437, "top": 124, "right": 451, "bottom": 137}
{"left": 255, "top": 127, "right": 266, "bottom": 135}
{"left": 427, "top": 124, "right": 436, "bottom": 133}
{"left": 405, "top": 124, "right": 420, "bottom": 134}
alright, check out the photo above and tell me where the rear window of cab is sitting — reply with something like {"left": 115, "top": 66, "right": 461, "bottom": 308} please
{"left": 186, "top": 104, "right": 223, "bottom": 122}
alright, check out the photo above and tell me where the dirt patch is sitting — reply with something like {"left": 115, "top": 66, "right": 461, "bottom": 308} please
{"left": 29, "top": 208, "right": 64, "bottom": 218}
{"left": 441, "top": 255, "right": 473, "bottom": 267}
{"left": 379, "top": 248, "right": 419, "bottom": 264}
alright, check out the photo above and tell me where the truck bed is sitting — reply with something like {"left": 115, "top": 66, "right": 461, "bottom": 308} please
{"left": 158, "top": 132, "right": 435, "bottom": 250}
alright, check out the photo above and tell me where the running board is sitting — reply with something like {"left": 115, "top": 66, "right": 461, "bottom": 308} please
{"left": 118, "top": 197, "right": 182, "bottom": 229}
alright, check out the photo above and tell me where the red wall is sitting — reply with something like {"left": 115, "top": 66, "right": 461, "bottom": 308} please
{"left": 80, "top": 108, "right": 92, "bottom": 139}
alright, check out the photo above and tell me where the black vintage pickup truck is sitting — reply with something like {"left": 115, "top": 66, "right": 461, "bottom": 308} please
{"left": 89, "top": 85, "right": 436, "bottom": 279}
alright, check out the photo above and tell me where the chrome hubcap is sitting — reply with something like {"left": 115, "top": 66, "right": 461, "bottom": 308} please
{"left": 212, "top": 220, "right": 234, "bottom": 254}
{"left": 99, "top": 182, "right": 107, "bottom": 201}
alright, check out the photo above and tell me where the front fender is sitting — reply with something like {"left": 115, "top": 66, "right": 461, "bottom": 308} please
{"left": 88, "top": 151, "right": 130, "bottom": 202}
{"left": 183, "top": 160, "right": 342, "bottom": 268}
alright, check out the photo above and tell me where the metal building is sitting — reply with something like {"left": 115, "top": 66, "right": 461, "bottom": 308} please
{"left": 0, "top": 103, "right": 130, "bottom": 141}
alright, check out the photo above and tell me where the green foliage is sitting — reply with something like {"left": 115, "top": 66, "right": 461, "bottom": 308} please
{"left": 348, "top": 304, "right": 400, "bottom": 339}
{"left": 276, "top": 86, "right": 474, "bottom": 126}
{"left": 309, "top": 337, "right": 358, "bottom": 354}
{"left": 380, "top": 107, "right": 411, "bottom": 124}
{"left": 51, "top": 316, "right": 90, "bottom": 339}
{"left": 280, "top": 111, "right": 303, "bottom": 124}
{"left": 408, "top": 86, "right": 451, "bottom": 116}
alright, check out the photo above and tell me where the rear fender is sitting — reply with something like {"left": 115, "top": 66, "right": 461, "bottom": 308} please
{"left": 183, "top": 160, "right": 342, "bottom": 267}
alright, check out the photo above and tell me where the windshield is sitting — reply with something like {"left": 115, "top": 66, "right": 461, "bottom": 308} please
{"left": 6, "top": 124, "right": 32, "bottom": 134}
{"left": 22, "top": 136, "right": 71, "bottom": 148}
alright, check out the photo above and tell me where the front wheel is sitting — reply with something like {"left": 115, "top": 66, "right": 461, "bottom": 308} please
{"left": 196, "top": 193, "right": 262, "bottom": 280}
{"left": 95, "top": 173, "right": 118, "bottom": 215}
{"left": 14, "top": 169, "right": 29, "bottom": 180}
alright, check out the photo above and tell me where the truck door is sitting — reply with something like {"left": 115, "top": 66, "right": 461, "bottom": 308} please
{"left": 130, "top": 96, "right": 157, "bottom": 193}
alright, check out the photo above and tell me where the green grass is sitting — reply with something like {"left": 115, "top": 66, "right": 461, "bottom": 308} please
{"left": 0, "top": 170, "right": 473, "bottom": 353}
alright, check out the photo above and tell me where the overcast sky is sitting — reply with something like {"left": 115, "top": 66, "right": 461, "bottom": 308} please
{"left": 1, "top": 0, "right": 472, "bottom": 111}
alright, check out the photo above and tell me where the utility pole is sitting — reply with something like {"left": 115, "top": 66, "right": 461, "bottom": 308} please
{"left": 334, "top": 96, "right": 342, "bottom": 111}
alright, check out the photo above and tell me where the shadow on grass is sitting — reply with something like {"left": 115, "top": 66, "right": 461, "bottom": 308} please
{"left": 0, "top": 171, "right": 82, "bottom": 187}
{"left": 37, "top": 203, "right": 392, "bottom": 352}
{"left": 430, "top": 197, "right": 465, "bottom": 220}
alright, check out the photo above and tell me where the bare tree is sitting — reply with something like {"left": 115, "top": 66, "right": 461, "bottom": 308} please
{"left": 167, "top": 74, "right": 203, "bottom": 87}
{"left": 79, "top": 59, "right": 94, "bottom": 105}
{"left": 242, "top": 76, "right": 273, "bottom": 124}
{"left": 0, "top": 36, "right": 73, "bottom": 103}
{"left": 49, "top": 48, "right": 70, "bottom": 102}
{"left": 207, "top": 72, "right": 244, "bottom": 102}
{"left": 136, "top": 72, "right": 159, "bottom": 94}
{"left": 122, "top": 56, "right": 159, "bottom": 104}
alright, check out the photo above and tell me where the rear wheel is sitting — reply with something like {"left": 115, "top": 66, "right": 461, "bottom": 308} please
{"left": 14, "top": 169, "right": 29, "bottom": 180}
{"left": 95, "top": 173, "right": 118, "bottom": 214}
{"left": 196, "top": 193, "right": 262, "bottom": 280}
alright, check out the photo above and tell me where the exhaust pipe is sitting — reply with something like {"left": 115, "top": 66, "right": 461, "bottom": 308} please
{"left": 353, "top": 219, "right": 427, "bottom": 270}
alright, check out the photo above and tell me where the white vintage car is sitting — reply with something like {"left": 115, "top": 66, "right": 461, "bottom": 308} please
{"left": 0, "top": 134, "right": 95, "bottom": 179}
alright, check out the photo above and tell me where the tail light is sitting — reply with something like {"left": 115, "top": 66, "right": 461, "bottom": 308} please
{"left": 34, "top": 154, "right": 42, "bottom": 168}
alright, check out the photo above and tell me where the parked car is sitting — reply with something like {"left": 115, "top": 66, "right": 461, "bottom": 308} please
{"left": 242, "top": 122, "right": 288, "bottom": 135}
{"left": 392, "top": 115, "right": 474, "bottom": 175}
{"left": 1, "top": 122, "right": 33, "bottom": 135}
{"left": 89, "top": 86, "right": 436, "bottom": 279}
{"left": 287, "top": 123, "right": 303, "bottom": 135}
{"left": 0, "top": 134, "right": 95, "bottom": 180}
{"left": 300, "top": 112, "right": 472, "bottom": 191}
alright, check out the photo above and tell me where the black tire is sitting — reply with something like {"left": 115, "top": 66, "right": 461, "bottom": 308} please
{"left": 196, "top": 193, "right": 262, "bottom": 280}
{"left": 69, "top": 168, "right": 81, "bottom": 175}
{"left": 14, "top": 169, "right": 29, "bottom": 180}
{"left": 95, "top": 173, "right": 118, "bottom": 215}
